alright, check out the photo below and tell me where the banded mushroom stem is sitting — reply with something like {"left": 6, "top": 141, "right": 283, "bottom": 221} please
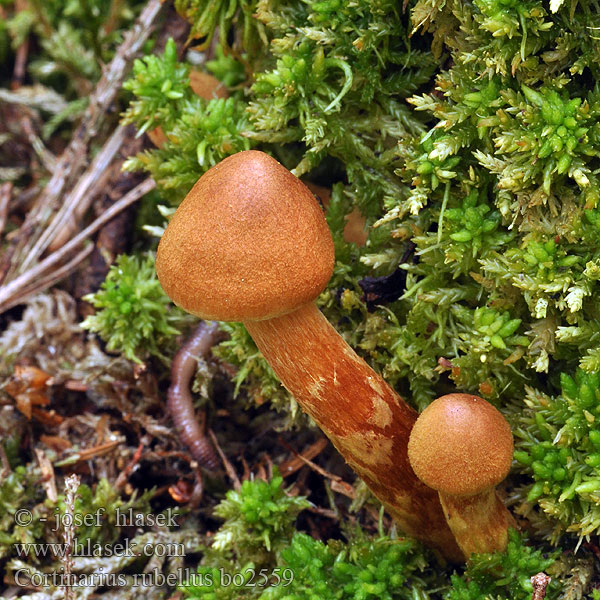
{"left": 438, "top": 489, "right": 516, "bottom": 556}
{"left": 245, "top": 302, "right": 463, "bottom": 561}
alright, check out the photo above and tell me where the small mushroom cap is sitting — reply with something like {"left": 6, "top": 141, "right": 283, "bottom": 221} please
{"left": 407, "top": 393, "right": 513, "bottom": 497}
{"left": 156, "top": 150, "right": 335, "bottom": 322}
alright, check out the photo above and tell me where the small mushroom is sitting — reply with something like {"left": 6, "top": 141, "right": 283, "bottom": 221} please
{"left": 156, "top": 150, "right": 461, "bottom": 560}
{"left": 407, "top": 393, "right": 516, "bottom": 556}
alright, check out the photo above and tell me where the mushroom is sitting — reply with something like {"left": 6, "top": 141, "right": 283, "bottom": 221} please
{"left": 156, "top": 150, "right": 462, "bottom": 560}
{"left": 407, "top": 393, "right": 516, "bottom": 556}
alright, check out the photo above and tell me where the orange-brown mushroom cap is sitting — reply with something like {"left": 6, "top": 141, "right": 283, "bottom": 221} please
{"left": 407, "top": 393, "right": 514, "bottom": 497}
{"left": 155, "top": 150, "right": 335, "bottom": 322}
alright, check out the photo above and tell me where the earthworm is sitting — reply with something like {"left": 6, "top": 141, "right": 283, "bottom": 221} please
{"left": 167, "top": 321, "right": 221, "bottom": 470}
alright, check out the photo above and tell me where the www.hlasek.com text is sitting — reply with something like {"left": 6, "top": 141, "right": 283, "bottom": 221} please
{"left": 15, "top": 538, "right": 185, "bottom": 559}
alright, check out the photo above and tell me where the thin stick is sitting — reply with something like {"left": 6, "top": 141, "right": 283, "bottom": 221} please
{"left": 115, "top": 442, "right": 144, "bottom": 490}
{"left": 12, "top": 0, "right": 163, "bottom": 276}
{"left": 208, "top": 429, "right": 240, "bottom": 490}
{"left": 11, "top": 34, "right": 28, "bottom": 89}
{"left": 29, "top": 125, "right": 128, "bottom": 256}
{"left": 1, "top": 246, "right": 94, "bottom": 313}
{"left": 61, "top": 474, "right": 80, "bottom": 600}
{"left": 20, "top": 116, "right": 56, "bottom": 172}
{"left": 0, "top": 178, "right": 155, "bottom": 313}
{"left": 278, "top": 436, "right": 340, "bottom": 482}
{"left": 0, "top": 444, "right": 10, "bottom": 478}
{"left": 0, "top": 183, "right": 12, "bottom": 239}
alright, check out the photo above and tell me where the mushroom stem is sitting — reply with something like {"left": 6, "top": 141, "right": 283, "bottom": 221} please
{"left": 438, "top": 490, "right": 516, "bottom": 556}
{"left": 244, "top": 302, "right": 462, "bottom": 560}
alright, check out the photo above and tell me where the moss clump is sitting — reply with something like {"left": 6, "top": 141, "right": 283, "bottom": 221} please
{"left": 0, "top": 464, "right": 45, "bottom": 560}
{"left": 510, "top": 370, "right": 600, "bottom": 542}
{"left": 209, "top": 468, "right": 311, "bottom": 567}
{"left": 81, "top": 253, "right": 187, "bottom": 363}
{"left": 262, "top": 532, "right": 431, "bottom": 600}
{"left": 447, "top": 529, "right": 559, "bottom": 600}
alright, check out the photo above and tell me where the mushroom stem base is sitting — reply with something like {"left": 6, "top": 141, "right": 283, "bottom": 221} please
{"left": 439, "top": 490, "right": 516, "bottom": 556}
{"left": 244, "top": 302, "right": 463, "bottom": 561}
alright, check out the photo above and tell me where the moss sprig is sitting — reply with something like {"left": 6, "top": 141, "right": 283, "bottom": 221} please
{"left": 262, "top": 531, "right": 431, "bottom": 600}
{"left": 121, "top": 38, "right": 191, "bottom": 135}
{"left": 81, "top": 253, "right": 187, "bottom": 363}
{"left": 124, "top": 96, "right": 254, "bottom": 202}
{"left": 210, "top": 468, "right": 310, "bottom": 566}
{"left": 447, "top": 529, "right": 559, "bottom": 600}
{"left": 0, "top": 465, "right": 45, "bottom": 560}
{"left": 174, "top": 0, "right": 267, "bottom": 53}
{"left": 510, "top": 370, "right": 600, "bottom": 541}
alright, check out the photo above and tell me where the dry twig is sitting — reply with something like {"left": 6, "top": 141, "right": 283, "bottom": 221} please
{"left": 0, "top": 444, "right": 10, "bottom": 478}
{"left": 0, "top": 182, "right": 12, "bottom": 239}
{"left": 208, "top": 429, "right": 241, "bottom": 490}
{"left": 0, "top": 177, "right": 156, "bottom": 313}
{"left": 45, "top": 125, "right": 129, "bottom": 253}
{"left": 19, "top": 114, "right": 57, "bottom": 172}
{"left": 115, "top": 442, "right": 145, "bottom": 490}
{"left": 279, "top": 437, "right": 329, "bottom": 477}
{"left": 278, "top": 435, "right": 342, "bottom": 483}
{"left": 61, "top": 474, "right": 80, "bottom": 600}
{"left": 4, "top": 0, "right": 163, "bottom": 282}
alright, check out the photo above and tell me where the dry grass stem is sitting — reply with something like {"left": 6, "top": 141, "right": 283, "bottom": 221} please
{"left": 62, "top": 474, "right": 81, "bottom": 600}
{"left": 7, "top": 0, "right": 163, "bottom": 279}
{"left": 0, "top": 177, "right": 156, "bottom": 313}
{"left": 0, "top": 182, "right": 12, "bottom": 239}
{"left": 38, "top": 124, "right": 129, "bottom": 254}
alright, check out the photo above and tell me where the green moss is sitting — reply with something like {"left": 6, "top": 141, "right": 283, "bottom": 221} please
{"left": 121, "top": 38, "right": 191, "bottom": 135}
{"left": 210, "top": 467, "right": 310, "bottom": 566}
{"left": 447, "top": 529, "right": 559, "bottom": 600}
{"left": 81, "top": 253, "right": 187, "bottom": 363}
{"left": 0, "top": 465, "right": 45, "bottom": 560}
{"left": 3, "top": 0, "right": 144, "bottom": 96}
{"left": 510, "top": 369, "right": 600, "bottom": 541}
{"left": 51, "top": 478, "right": 154, "bottom": 547}
{"left": 173, "top": 0, "right": 266, "bottom": 53}
{"left": 180, "top": 469, "right": 310, "bottom": 598}
{"left": 264, "top": 531, "right": 434, "bottom": 600}
{"left": 124, "top": 96, "right": 254, "bottom": 203}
